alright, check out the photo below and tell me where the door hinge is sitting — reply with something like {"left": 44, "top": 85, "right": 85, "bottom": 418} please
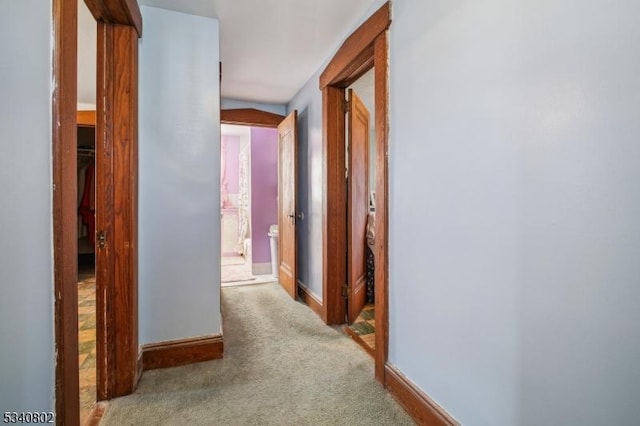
{"left": 97, "top": 231, "right": 106, "bottom": 249}
{"left": 343, "top": 100, "right": 351, "bottom": 114}
{"left": 342, "top": 284, "right": 349, "bottom": 299}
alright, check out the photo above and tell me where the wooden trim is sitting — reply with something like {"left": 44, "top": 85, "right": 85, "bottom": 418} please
{"left": 298, "top": 283, "right": 324, "bottom": 319}
{"left": 84, "top": 402, "right": 107, "bottom": 426}
{"left": 321, "top": 1, "right": 391, "bottom": 388}
{"left": 53, "top": 0, "right": 79, "bottom": 424}
{"left": 142, "top": 335, "right": 224, "bottom": 371}
{"left": 221, "top": 108, "right": 285, "bottom": 128}
{"left": 77, "top": 110, "right": 96, "bottom": 126}
{"left": 94, "top": 22, "right": 114, "bottom": 402}
{"left": 336, "top": 46, "right": 375, "bottom": 90}
{"left": 96, "top": 21, "right": 139, "bottom": 399}
{"left": 373, "top": 32, "right": 389, "bottom": 384}
{"left": 322, "top": 86, "right": 347, "bottom": 325}
{"left": 84, "top": 0, "right": 142, "bottom": 37}
{"left": 385, "top": 365, "right": 459, "bottom": 426}
{"left": 319, "top": 2, "right": 391, "bottom": 89}
{"left": 135, "top": 351, "right": 143, "bottom": 387}
{"left": 55, "top": 0, "right": 141, "bottom": 423}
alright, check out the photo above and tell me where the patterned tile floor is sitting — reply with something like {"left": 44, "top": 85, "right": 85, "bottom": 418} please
{"left": 347, "top": 304, "right": 376, "bottom": 352}
{"left": 78, "top": 267, "right": 96, "bottom": 425}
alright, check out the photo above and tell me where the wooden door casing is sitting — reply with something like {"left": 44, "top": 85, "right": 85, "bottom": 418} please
{"left": 347, "top": 90, "right": 369, "bottom": 323}
{"left": 95, "top": 21, "right": 139, "bottom": 399}
{"left": 53, "top": 0, "right": 80, "bottom": 423}
{"left": 278, "top": 111, "right": 298, "bottom": 299}
{"left": 318, "top": 1, "right": 390, "bottom": 383}
{"left": 53, "top": 0, "right": 141, "bottom": 423}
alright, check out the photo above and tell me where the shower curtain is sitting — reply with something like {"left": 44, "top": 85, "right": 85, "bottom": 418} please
{"left": 236, "top": 144, "right": 251, "bottom": 255}
{"left": 220, "top": 138, "right": 231, "bottom": 208}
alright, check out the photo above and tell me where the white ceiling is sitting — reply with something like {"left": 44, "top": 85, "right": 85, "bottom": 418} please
{"left": 138, "top": 0, "right": 378, "bottom": 105}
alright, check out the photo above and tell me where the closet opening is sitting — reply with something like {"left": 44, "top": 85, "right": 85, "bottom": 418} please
{"left": 77, "top": 1, "right": 98, "bottom": 423}
{"left": 342, "top": 68, "right": 377, "bottom": 357}
{"left": 76, "top": 114, "right": 97, "bottom": 425}
{"left": 54, "top": 0, "right": 141, "bottom": 423}
{"left": 319, "top": 1, "right": 390, "bottom": 382}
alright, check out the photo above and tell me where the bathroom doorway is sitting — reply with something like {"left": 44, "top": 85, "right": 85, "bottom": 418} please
{"left": 220, "top": 123, "right": 280, "bottom": 287}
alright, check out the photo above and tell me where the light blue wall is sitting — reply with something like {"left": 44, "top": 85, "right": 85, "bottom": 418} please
{"left": 0, "top": 0, "right": 54, "bottom": 413}
{"left": 221, "top": 98, "right": 287, "bottom": 116}
{"left": 287, "top": 68, "right": 324, "bottom": 299}
{"left": 389, "top": 0, "right": 640, "bottom": 424}
{"left": 139, "top": 6, "right": 221, "bottom": 344}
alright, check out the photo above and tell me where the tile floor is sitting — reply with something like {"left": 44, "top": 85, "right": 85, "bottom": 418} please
{"left": 221, "top": 254, "right": 277, "bottom": 287}
{"left": 221, "top": 254, "right": 256, "bottom": 283}
{"left": 78, "top": 267, "right": 96, "bottom": 425}
{"left": 347, "top": 304, "right": 376, "bottom": 352}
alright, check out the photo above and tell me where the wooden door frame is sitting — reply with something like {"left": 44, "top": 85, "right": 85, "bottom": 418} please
{"left": 319, "top": 2, "right": 391, "bottom": 383}
{"left": 219, "top": 107, "right": 285, "bottom": 281}
{"left": 52, "top": 1, "right": 141, "bottom": 425}
{"left": 221, "top": 108, "right": 285, "bottom": 128}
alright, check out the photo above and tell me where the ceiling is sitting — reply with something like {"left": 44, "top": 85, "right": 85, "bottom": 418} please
{"left": 138, "top": 0, "right": 378, "bottom": 105}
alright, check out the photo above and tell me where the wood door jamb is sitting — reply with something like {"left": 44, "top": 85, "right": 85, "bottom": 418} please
{"left": 53, "top": 0, "right": 79, "bottom": 424}
{"left": 95, "top": 21, "right": 139, "bottom": 399}
{"left": 84, "top": 0, "right": 142, "bottom": 37}
{"left": 321, "top": 86, "right": 347, "bottom": 325}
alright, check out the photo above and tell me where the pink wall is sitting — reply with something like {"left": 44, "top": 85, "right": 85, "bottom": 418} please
{"left": 250, "top": 127, "right": 278, "bottom": 264}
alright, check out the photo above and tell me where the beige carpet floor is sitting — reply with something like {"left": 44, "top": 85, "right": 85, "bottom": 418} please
{"left": 100, "top": 283, "right": 413, "bottom": 426}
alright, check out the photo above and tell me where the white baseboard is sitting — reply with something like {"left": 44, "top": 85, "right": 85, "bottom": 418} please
{"left": 252, "top": 262, "right": 272, "bottom": 275}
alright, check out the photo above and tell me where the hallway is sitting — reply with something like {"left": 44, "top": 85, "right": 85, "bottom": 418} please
{"left": 100, "top": 283, "right": 412, "bottom": 425}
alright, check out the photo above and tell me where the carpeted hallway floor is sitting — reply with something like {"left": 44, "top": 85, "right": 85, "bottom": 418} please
{"left": 100, "top": 282, "right": 413, "bottom": 425}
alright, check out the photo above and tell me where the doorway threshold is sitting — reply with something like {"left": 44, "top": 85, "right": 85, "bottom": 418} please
{"left": 344, "top": 304, "right": 375, "bottom": 357}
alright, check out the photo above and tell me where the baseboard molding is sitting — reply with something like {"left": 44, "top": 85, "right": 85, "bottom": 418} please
{"left": 385, "top": 364, "right": 458, "bottom": 426}
{"left": 298, "top": 282, "right": 324, "bottom": 319}
{"left": 252, "top": 262, "right": 272, "bottom": 275}
{"left": 135, "top": 351, "right": 143, "bottom": 386}
{"left": 142, "top": 334, "right": 224, "bottom": 371}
